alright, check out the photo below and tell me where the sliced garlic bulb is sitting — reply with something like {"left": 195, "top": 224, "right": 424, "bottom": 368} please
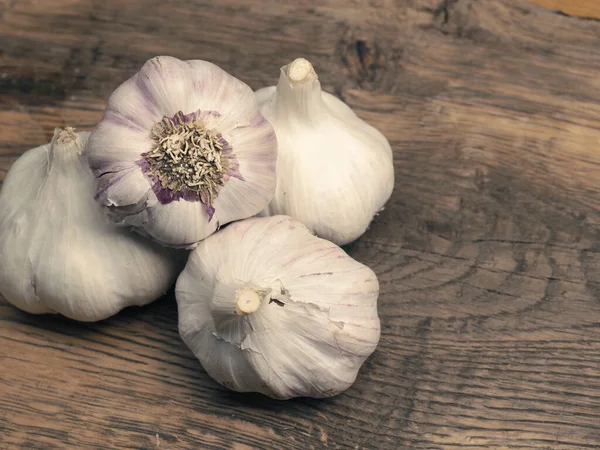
{"left": 0, "top": 128, "right": 182, "bottom": 322}
{"left": 88, "top": 56, "right": 278, "bottom": 248}
{"left": 177, "top": 215, "right": 380, "bottom": 399}
{"left": 255, "top": 58, "right": 394, "bottom": 245}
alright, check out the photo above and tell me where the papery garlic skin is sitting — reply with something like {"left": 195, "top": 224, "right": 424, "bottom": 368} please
{"left": 255, "top": 58, "right": 394, "bottom": 245}
{"left": 88, "top": 56, "right": 277, "bottom": 248}
{"left": 176, "top": 215, "right": 380, "bottom": 399}
{"left": 0, "top": 128, "right": 182, "bottom": 322}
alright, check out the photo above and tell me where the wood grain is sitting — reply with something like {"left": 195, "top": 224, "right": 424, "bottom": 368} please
{"left": 530, "top": 0, "right": 600, "bottom": 19}
{"left": 2, "top": 0, "right": 600, "bottom": 448}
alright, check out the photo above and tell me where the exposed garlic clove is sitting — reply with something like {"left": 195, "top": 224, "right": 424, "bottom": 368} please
{"left": 255, "top": 57, "right": 395, "bottom": 245}
{"left": 0, "top": 128, "right": 183, "bottom": 322}
{"left": 176, "top": 215, "right": 380, "bottom": 399}
{"left": 88, "top": 56, "right": 278, "bottom": 248}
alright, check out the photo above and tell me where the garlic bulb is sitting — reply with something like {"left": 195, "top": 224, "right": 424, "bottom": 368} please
{"left": 0, "top": 128, "right": 182, "bottom": 322}
{"left": 255, "top": 58, "right": 394, "bottom": 245}
{"left": 88, "top": 56, "right": 278, "bottom": 248}
{"left": 176, "top": 215, "right": 380, "bottom": 399}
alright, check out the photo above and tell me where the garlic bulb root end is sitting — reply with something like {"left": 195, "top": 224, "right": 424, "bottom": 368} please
{"left": 235, "top": 288, "right": 262, "bottom": 315}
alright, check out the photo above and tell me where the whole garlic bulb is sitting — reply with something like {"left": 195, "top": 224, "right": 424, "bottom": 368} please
{"left": 255, "top": 58, "right": 394, "bottom": 245}
{"left": 88, "top": 56, "right": 277, "bottom": 248}
{"left": 0, "top": 128, "right": 182, "bottom": 322}
{"left": 176, "top": 215, "right": 380, "bottom": 399}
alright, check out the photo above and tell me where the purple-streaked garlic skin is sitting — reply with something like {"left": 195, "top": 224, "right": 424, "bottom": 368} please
{"left": 88, "top": 56, "right": 277, "bottom": 248}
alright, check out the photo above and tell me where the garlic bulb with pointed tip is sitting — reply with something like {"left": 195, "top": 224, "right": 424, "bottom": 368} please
{"left": 176, "top": 215, "right": 380, "bottom": 399}
{"left": 0, "top": 128, "right": 182, "bottom": 322}
{"left": 255, "top": 58, "right": 394, "bottom": 245}
{"left": 88, "top": 56, "right": 278, "bottom": 248}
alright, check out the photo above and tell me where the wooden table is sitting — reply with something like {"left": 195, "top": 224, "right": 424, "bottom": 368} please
{"left": 2, "top": 0, "right": 600, "bottom": 448}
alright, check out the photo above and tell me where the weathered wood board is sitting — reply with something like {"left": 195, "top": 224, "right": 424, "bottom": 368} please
{"left": 2, "top": 0, "right": 600, "bottom": 448}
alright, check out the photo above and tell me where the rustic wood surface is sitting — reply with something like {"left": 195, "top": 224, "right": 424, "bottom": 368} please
{"left": 2, "top": 0, "right": 600, "bottom": 448}
{"left": 530, "top": 0, "right": 600, "bottom": 19}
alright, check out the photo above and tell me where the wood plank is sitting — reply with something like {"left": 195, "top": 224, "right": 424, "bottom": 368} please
{"left": 530, "top": 0, "right": 600, "bottom": 19}
{"left": 2, "top": 0, "right": 600, "bottom": 448}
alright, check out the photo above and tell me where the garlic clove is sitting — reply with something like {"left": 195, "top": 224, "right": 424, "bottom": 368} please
{"left": 142, "top": 200, "right": 217, "bottom": 248}
{"left": 88, "top": 56, "right": 278, "bottom": 247}
{"left": 255, "top": 58, "right": 394, "bottom": 246}
{"left": 0, "top": 145, "right": 55, "bottom": 315}
{"left": 96, "top": 165, "right": 153, "bottom": 208}
{"left": 88, "top": 119, "right": 155, "bottom": 169}
{"left": 177, "top": 215, "right": 380, "bottom": 399}
{"left": 0, "top": 128, "right": 184, "bottom": 322}
{"left": 101, "top": 73, "right": 162, "bottom": 131}
{"left": 184, "top": 60, "right": 266, "bottom": 135}
{"left": 137, "top": 55, "right": 195, "bottom": 118}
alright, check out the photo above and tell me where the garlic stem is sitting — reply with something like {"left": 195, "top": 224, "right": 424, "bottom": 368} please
{"left": 274, "top": 58, "right": 324, "bottom": 122}
{"left": 48, "top": 127, "right": 82, "bottom": 172}
{"left": 235, "top": 288, "right": 262, "bottom": 315}
{"left": 285, "top": 58, "right": 317, "bottom": 85}
{"left": 56, "top": 127, "right": 78, "bottom": 145}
